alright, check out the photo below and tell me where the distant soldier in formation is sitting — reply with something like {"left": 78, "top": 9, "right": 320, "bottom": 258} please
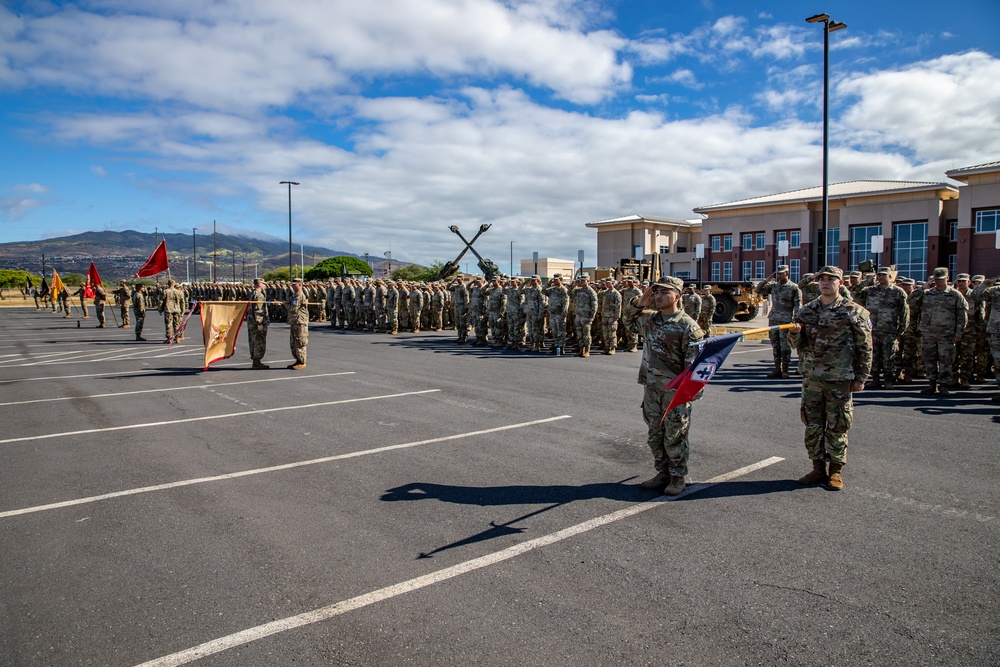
{"left": 131, "top": 283, "right": 147, "bottom": 341}
{"left": 115, "top": 280, "right": 131, "bottom": 328}
{"left": 573, "top": 276, "right": 598, "bottom": 358}
{"left": 468, "top": 278, "right": 489, "bottom": 346}
{"left": 681, "top": 284, "right": 701, "bottom": 321}
{"left": 970, "top": 275, "right": 992, "bottom": 382}
{"left": 951, "top": 274, "right": 976, "bottom": 388}
{"left": 93, "top": 282, "right": 107, "bottom": 327}
{"left": 285, "top": 278, "right": 309, "bottom": 370}
{"left": 407, "top": 283, "right": 424, "bottom": 333}
{"left": 981, "top": 276, "right": 1000, "bottom": 402}
{"left": 860, "top": 267, "right": 908, "bottom": 388}
{"left": 918, "top": 267, "right": 968, "bottom": 396}
{"left": 898, "top": 278, "right": 924, "bottom": 382}
{"left": 546, "top": 274, "right": 569, "bottom": 356}
{"left": 72, "top": 285, "right": 89, "bottom": 318}
{"left": 430, "top": 283, "right": 446, "bottom": 331}
{"left": 619, "top": 277, "right": 641, "bottom": 352}
{"left": 248, "top": 277, "right": 269, "bottom": 369}
{"left": 486, "top": 277, "right": 506, "bottom": 347}
{"left": 789, "top": 266, "right": 872, "bottom": 491}
{"left": 505, "top": 278, "right": 525, "bottom": 350}
{"left": 522, "top": 275, "right": 546, "bottom": 352}
{"left": 160, "top": 279, "right": 185, "bottom": 342}
{"left": 755, "top": 265, "right": 801, "bottom": 378}
{"left": 697, "top": 286, "right": 716, "bottom": 335}
{"left": 599, "top": 278, "right": 621, "bottom": 355}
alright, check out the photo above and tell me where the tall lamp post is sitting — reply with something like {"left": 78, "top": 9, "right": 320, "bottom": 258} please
{"left": 280, "top": 181, "right": 300, "bottom": 279}
{"left": 806, "top": 13, "right": 846, "bottom": 269}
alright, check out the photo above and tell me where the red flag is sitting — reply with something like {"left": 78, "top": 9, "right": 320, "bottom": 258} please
{"left": 87, "top": 261, "right": 102, "bottom": 287}
{"left": 662, "top": 332, "right": 743, "bottom": 417}
{"left": 134, "top": 240, "right": 169, "bottom": 278}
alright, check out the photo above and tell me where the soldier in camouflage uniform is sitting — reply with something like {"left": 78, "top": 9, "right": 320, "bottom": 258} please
{"left": 247, "top": 278, "right": 269, "bottom": 369}
{"left": 430, "top": 283, "right": 446, "bottom": 331}
{"left": 697, "top": 286, "right": 716, "bottom": 335}
{"left": 285, "top": 278, "right": 309, "bottom": 370}
{"left": 522, "top": 275, "right": 546, "bottom": 352}
{"left": 970, "top": 275, "right": 992, "bottom": 382}
{"left": 755, "top": 265, "right": 801, "bottom": 378}
{"left": 861, "top": 267, "right": 908, "bottom": 388}
{"left": 545, "top": 274, "right": 569, "bottom": 355}
{"left": 897, "top": 278, "right": 924, "bottom": 382}
{"left": 469, "top": 278, "right": 488, "bottom": 345}
{"left": 505, "top": 278, "right": 525, "bottom": 350}
{"left": 160, "top": 279, "right": 186, "bottom": 342}
{"left": 486, "top": 278, "right": 507, "bottom": 347}
{"left": 600, "top": 279, "right": 622, "bottom": 354}
{"left": 93, "top": 282, "right": 107, "bottom": 327}
{"left": 918, "top": 267, "right": 968, "bottom": 395}
{"left": 622, "top": 275, "right": 704, "bottom": 496}
{"left": 385, "top": 282, "right": 399, "bottom": 334}
{"left": 573, "top": 277, "right": 598, "bottom": 357}
{"left": 950, "top": 274, "right": 976, "bottom": 387}
{"left": 407, "top": 284, "right": 424, "bottom": 333}
{"left": 789, "top": 266, "right": 872, "bottom": 491}
{"left": 131, "top": 284, "right": 147, "bottom": 341}
{"left": 981, "top": 277, "right": 1000, "bottom": 402}
{"left": 681, "top": 284, "right": 701, "bottom": 321}
{"left": 115, "top": 280, "right": 131, "bottom": 328}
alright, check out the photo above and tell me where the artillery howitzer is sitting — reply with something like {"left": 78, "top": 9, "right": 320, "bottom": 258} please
{"left": 435, "top": 224, "right": 503, "bottom": 281}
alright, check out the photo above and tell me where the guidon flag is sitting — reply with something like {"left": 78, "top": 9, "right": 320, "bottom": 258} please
{"left": 199, "top": 301, "right": 249, "bottom": 370}
{"left": 662, "top": 332, "right": 743, "bottom": 416}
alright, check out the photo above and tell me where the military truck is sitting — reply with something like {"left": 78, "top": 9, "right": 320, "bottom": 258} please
{"left": 705, "top": 281, "right": 765, "bottom": 323}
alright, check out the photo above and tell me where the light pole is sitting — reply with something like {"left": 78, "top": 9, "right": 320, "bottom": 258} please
{"left": 806, "top": 13, "right": 846, "bottom": 269}
{"left": 510, "top": 241, "right": 514, "bottom": 276}
{"left": 280, "top": 181, "right": 300, "bottom": 280}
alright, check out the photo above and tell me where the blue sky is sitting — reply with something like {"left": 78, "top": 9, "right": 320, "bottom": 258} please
{"left": 2, "top": 0, "right": 999, "bottom": 267}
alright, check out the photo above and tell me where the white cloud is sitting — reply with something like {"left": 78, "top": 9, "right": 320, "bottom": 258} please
{"left": 0, "top": 183, "right": 50, "bottom": 221}
{"left": 90, "top": 165, "right": 107, "bottom": 178}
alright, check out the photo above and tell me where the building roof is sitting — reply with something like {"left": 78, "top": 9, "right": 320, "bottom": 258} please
{"left": 585, "top": 214, "right": 701, "bottom": 228}
{"left": 693, "top": 180, "right": 959, "bottom": 213}
{"left": 945, "top": 160, "right": 1000, "bottom": 181}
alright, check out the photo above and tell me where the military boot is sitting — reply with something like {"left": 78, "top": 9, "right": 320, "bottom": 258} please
{"left": 780, "top": 362, "right": 790, "bottom": 379}
{"left": 607, "top": 347, "right": 616, "bottom": 355}
{"left": 252, "top": 360, "right": 269, "bottom": 369}
{"left": 664, "top": 476, "right": 686, "bottom": 496}
{"left": 640, "top": 471, "right": 670, "bottom": 490}
{"left": 937, "top": 384, "right": 951, "bottom": 396}
{"left": 581, "top": 345, "right": 590, "bottom": 358}
{"left": 883, "top": 377, "right": 894, "bottom": 389}
{"left": 919, "top": 382, "right": 937, "bottom": 395}
{"left": 797, "top": 459, "right": 827, "bottom": 485}
{"left": 826, "top": 463, "right": 844, "bottom": 491}
{"left": 766, "top": 364, "right": 783, "bottom": 378}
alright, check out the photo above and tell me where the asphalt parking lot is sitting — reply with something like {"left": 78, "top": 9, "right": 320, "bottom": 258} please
{"left": 1, "top": 307, "right": 997, "bottom": 666}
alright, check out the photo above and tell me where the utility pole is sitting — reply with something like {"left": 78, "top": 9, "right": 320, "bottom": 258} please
{"left": 212, "top": 220, "right": 217, "bottom": 283}
{"left": 192, "top": 227, "right": 197, "bottom": 282}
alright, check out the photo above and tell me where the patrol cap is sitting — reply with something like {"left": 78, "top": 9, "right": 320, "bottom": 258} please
{"left": 651, "top": 276, "right": 684, "bottom": 292}
{"left": 815, "top": 265, "right": 844, "bottom": 280}
{"left": 552, "top": 273, "right": 562, "bottom": 279}
{"left": 849, "top": 270, "right": 862, "bottom": 278}
{"left": 291, "top": 277, "right": 303, "bottom": 283}
{"left": 876, "top": 267, "right": 891, "bottom": 275}
{"left": 972, "top": 275, "right": 986, "bottom": 282}
{"left": 932, "top": 267, "right": 949, "bottom": 279}
{"left": 955, "top": 273, "right": 970, "bottom": 281}
{"left": 776, "top": 265, "right": 790, "bottom": 273}
{"left": 900, "top": 278, "right": 915, "bottom": 285}
{"left": 530, "top": 274, "right": 540, "bottom": 280}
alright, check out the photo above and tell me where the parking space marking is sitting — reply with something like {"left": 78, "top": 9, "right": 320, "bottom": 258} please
{"left": 0, "top": 389, "right": 442, "bottom": 445}
{"left": 0, "top": 359, "right": 296, "bottom": 385}
{"left": 0, "top": 372, "right": 356, "bottom": 407}
{"left": 0, "top": 415, "right": 574, "bottom": 519}
{"left": 133, "top": 456, "right": 784, "bottom": 667}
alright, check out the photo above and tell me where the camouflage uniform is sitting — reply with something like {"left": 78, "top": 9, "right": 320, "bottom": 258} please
{"left": 131, "top": 286, "right": 146, "bottom": 340}
{"left": 621, "top": 278, "right": 704, "bottom": 487}
{"left": 285, "top": 282, "right": 310, "bottom": 368}
{"left": 681, "top": 289, "right": 701, "bottom": 320}
{"left": 919, "top": 277, "right": 968, "bottom": 390}
{"left": 572, "top": 281, "right": 598, "bottom": 357}
{"left": 161, "top": 283, "right": 185, "bottom": 341}
{"left": 386, "top": 283, "right": 399, "bottom": 334}
{"left": 861, "top": 276, "right": 908, "bottom": 386}
{"left": 982, "top": 281, "right": 1000, "bottom": 399}
{"left": 599, "top": 284, "right": 622, "bottom": 354}
{"left": 430, "top": 285, "right": 446, "bottom": 331}
{"left": 951, "top": 279, "right": 976, "bottom": 386}
{"left": 545, "top": 279, "right": 569, "bottom": 354}
{"left": 93, "top": 284, "right": 107, "bottom": 327}
{"left": 505, "top": 281, "right": 525, "bottom": 349}
{"left": 970, "top": 278, "right": 993, "bottom": 381}
{"left": 247, "top": 282, "right": 269, "bottom": 367}
{"left": 756, "top": 273, "right": 802, "bottom": 376}
{"left": 789, "top": 290, "right": 872, "bottom": 471}
{"left": 697, "top": 289, "right": 716, "bottom": 335}
{"left": 899, "top": 283, "right": 924, "bottom": 381}
{"left": 522, "top": 277, "right": 546, "bottom": 351}
{"left": 407, "top": 286, "right": 424, "bottom": 332}
{"left": 469, "top": 280, "right": 488, "bottom": 345}
{"left": 486, "top": 281, "right": 507, "bottom": 346}
{"left": 619, "top": 281, "right": 642, "bottom": 352}
{"left": 116, "top": 282, "right": 131, "bottom": 327}
{"left": 452, "top": 280, "right": 470, "bottom": 341}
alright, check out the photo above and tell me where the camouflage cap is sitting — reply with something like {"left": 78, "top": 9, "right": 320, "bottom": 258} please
{"left": 291, "top": 277, "right": 303, "bottom": 283}
{"left": 552, "top": 273, "right": 562, "bottom": 279}
{"left": 932, "top": 267, "right": 949, "bottom": 279}
{"left": 972, "top": 275, "right": 986, "bottom": 282}
{"left": 652, "top": 276, "right": 684, "bottom": 291}
{"left": 955, "top": 273, "right": 971, "bottom": 281}
{"left": 876, "top": 267, "right": 891, "bottom": 275}
{"left": 899, "top": 278, "right": 915, "bottom": 285}
{"left": 848, "top": 270, "right": 862, "bottom": 278}
{"left": 530, "top": 274, "right": 540, "bottom": 280}
{"left": 776, "top": 264, "right": 790, "bottom": 273}
{"left": 815, "top": 265, "right": 844, "bottom": 280}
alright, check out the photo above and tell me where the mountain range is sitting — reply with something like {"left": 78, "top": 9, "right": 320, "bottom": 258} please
{"left": 0, "top": 230, "right": 399, "bottom": 281}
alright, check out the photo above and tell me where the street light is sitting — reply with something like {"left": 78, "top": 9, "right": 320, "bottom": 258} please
{"left": 510, "top": 241, "right": 514, "bottom": 276}
{"left": 806, "top": 13, "right": 847, "bottom": 269}
{"left": 280, "top": 181, "right": 300, "bottom": 279}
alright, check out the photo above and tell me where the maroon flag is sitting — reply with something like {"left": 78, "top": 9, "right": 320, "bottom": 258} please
{"left": 87, "top": 261, "right": 102, "bottom": 287}
{"left": 134, "top": 240, "right": 169, "bottom": 278}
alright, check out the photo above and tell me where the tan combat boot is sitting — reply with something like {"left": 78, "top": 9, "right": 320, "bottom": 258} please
{"left": 581, "top": 345, "right": 590, "bottom": 358}
{"left": 826, "top": 463, "right": 844, "bottom": 490}
{"left": 780, "top": 362, "right": 790, "bottom": 379}
{"left": 664, "top": 476, "right": 686, "bottom": 496}
{"left": 797, "top": 459, "right": 828, "bottom": 485}
{"left": 766, "top": 364, "right": 782, "bottom": 378}
{"left": 640, "top": 471, "right": 670, "bottom": 490}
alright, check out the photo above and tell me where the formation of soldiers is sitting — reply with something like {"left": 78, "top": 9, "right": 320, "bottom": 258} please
{"left": 774, "top": 267, "right": 1000, "bottom": 401}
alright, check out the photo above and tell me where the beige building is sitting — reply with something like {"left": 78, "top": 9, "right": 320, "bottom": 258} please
{"left": 945, "top": 161, "right": 1000, "bottom": 278}
{"left": 518, "top": 257, "right": 576, "bottom": 279}
{"left": 584, "top": 214, "right": 702, "bottom": 279}
{"left": 693, "top": 180, "right": 962, "bottom": 283}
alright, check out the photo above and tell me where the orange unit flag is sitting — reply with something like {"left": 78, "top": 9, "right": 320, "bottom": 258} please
{"left": 199, "top": 301, "right": 249, "bottom": 370}
{"left": 50, "top": 269, "right": 66, "bottom": 297}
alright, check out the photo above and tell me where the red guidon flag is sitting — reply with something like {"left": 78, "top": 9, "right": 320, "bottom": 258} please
{"left": 661, "top": 332, "right": 743, "bottom": 419}
{"left": 87, "top": 261, "right": 102, "bottom": 287}
{"left": 199, "top": 301, "right": 249, "bottom": 370}
{"left": 134, "top": 240, "right": 169, "bottom": 278}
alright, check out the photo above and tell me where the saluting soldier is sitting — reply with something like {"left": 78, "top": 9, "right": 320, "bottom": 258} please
{"left": 248, "top": 277, "right": 269, "bottom": 369}
{"left": 486, "top": 278, "right": 507, "bottom": 347}
{"left": 546, "top": 274, "right": 569, "bottom": 356}
{"left": 573, "top": 277, "right": 598, "bottom": 357}
{"left": 981, "top": 276, "right": 1000, "bottom": 402}
{"left": 919, "top": 267, "right": 968, "bottom": 396}
{"left": 951, "top": 274, "right": 976, "bottom": 387}
{"left": 599, "top": 278, "right": 622, "bottom": 355}
{"left": 755, "top": 265, "right": 802, "bottom": 378}
{"left": 285, "top": 278, "right": 309, "bottom": 370}
{"left": 522, "top": 275, "right": 546, "bottom": 352}
{"left": 861, "top": 267, "right": 908, "bottom": 388}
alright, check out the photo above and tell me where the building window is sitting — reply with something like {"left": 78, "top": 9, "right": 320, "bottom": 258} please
{"left": 825, "top": 227, "right": 840, "bottom": 267}
{"left": 742, "top": 261, "right": 752, "bottom": 280}
{"left": 723, "top": 261, "right": 732, "bottom": 281}
{"left": 711, "top": 236, "right": 720, "bottom": 253}
{"left": 711, "top": 262, "right": 720, "bottom": 281}
{"left": 975, "top": 210, "right": 1000, "bottom": 233}
{"left": 724, "top": 235, "right": 732, "bottom": 251}
{"left": 674, "top": 271, "right": 691, "bottom": 279}
{"left": 893, "top": 221, "right": 928, "bottom": 282}
{"left": 743, "top": 234, "right": 752, "bottom": 250}
{"left": 948, "top": 254, "right": 957, "bottom": 278}
{"left": 775, "top": 231, "right": 787, "bottom": 244}
{"left": 790, "top": 230, "right": 801, "bottom": 248}
{"left": 755, "top": 233, "right": 765, "bottom": 250}
{"left": 948, "top": 220, "right": 958, "bottom": 241}
{"left": 849, "top": 224, "right": 882, "bottom": 271}
{"left": 755, "top": 260, "right": 765, "bottom": 279}
{"left": 790, "top": 259, "right": 801, "bottom": 283}
{"left": 659, "top": 245, "right": 669, "bottom": 254}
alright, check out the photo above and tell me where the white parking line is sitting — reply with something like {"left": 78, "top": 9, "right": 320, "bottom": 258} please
{"left": 133, "top": 456, "right": 784, "bottom": 667}
{"left": 0, "top": 359, "right": 296, "bottom": 384}
{"left": 0, "top": 416, "right": 574, "bottom": 519}
{"left": 0, "top": 389, "right": 442, "bottom": 445}
{"left": 0, "top": 372, "right": 355, "bottom": 407}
